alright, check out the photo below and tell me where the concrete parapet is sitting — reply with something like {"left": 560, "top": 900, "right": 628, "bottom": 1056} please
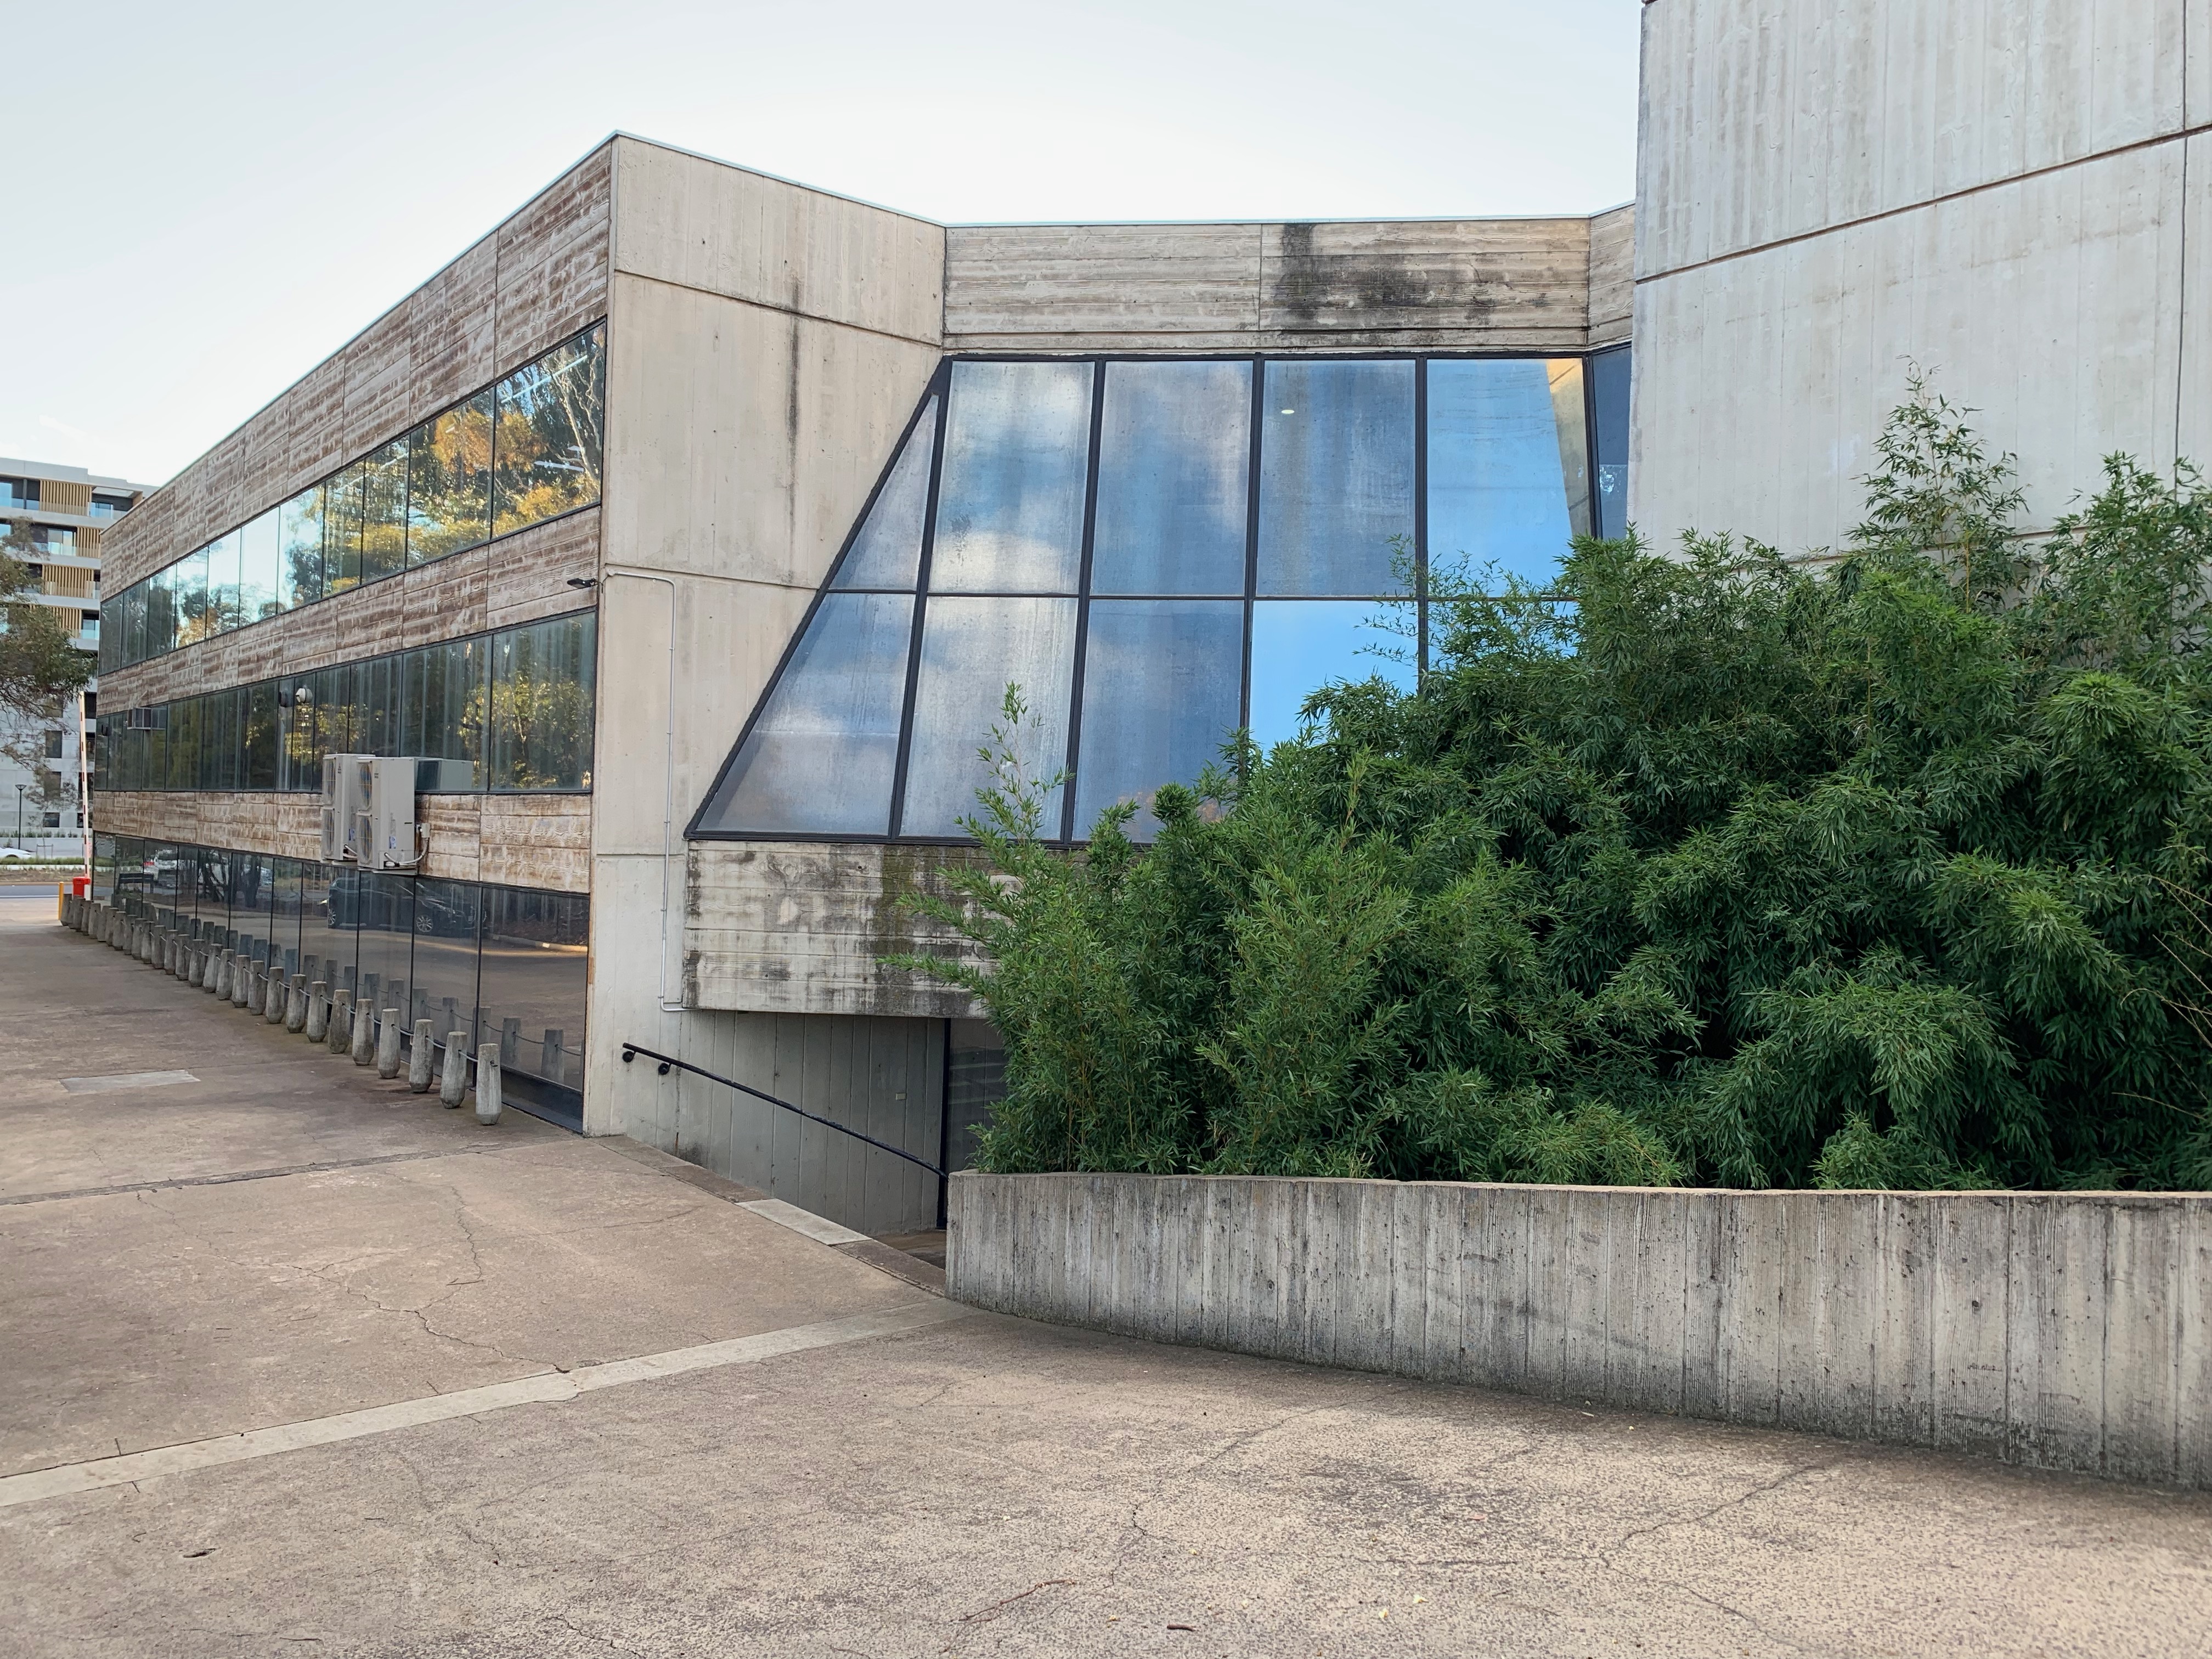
{"left": 947, "top": 1172, "right": 2212, "bottom": 1490}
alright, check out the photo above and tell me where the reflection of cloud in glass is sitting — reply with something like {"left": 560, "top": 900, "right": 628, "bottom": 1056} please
{"left": 1426, "top": 358, "right": 1584, "bottom": 589}
{"left": 930, "top": 361, "right": 1091, "bottom": 594}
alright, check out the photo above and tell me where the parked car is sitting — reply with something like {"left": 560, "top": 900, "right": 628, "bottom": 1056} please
{"left": 0, "top": 847, "right": 36, "bottom": 862}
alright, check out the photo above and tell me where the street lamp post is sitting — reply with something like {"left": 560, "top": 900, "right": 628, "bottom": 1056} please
{"left": 14, "top": 783, "right": 24, "bottom": 844}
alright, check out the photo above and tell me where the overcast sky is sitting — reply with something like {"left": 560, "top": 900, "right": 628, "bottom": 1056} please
{"left": 7, "top": 0, "right": 1641, "bottom": 489}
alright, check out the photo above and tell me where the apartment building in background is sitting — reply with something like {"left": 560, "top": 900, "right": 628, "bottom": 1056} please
{"left": 2, "top": 459, "right": 149, "bottom": 847}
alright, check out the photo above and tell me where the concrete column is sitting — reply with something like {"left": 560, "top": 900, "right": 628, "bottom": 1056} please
{"left": 475, "top": 1043, "right": 502, "bottom": 1126}
{"left": 376, "top": 1011, "right": 403, "bottom": 1078}
{"left": 303, "top": 981, "right": 329, "bottom": 1042}
{"left": 351, "top": 1000, "right": 375, "bottom": 1066}
{"left": 439, "top": 1036, "right": 469, "bottom": 1108}
{"left": 408, "top": 1019, "right": 436, "bottom": 1092}
{"left": 329, "top": 990, "right": 355, "bottom": 1055}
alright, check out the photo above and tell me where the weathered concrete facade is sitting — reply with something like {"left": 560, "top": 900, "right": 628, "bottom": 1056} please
{"left": 949, "top": 1171, "right": 2212, "bottom": 1488}
{"left": 1629, "top": 0, "right": 2209, "bottom": 552}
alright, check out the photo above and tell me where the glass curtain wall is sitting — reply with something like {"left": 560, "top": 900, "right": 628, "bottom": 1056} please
{"left": 100, "top": 324, "right": 605, "bottom": 675}
{"left": 696, "top": 351, "right": 1608, "bottom": 846}
{"left": 98, "top": 612, "right": 592, "bottom": 794}
{"left": 98, "top": 837, "right": 585, "bottom": 1126}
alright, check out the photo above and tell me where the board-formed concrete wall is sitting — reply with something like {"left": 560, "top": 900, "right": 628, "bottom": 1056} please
{"left": 1629, "top": 0, "right": 2208, "bottom": 554}
{"left": 947, "top": 1172, "right": 2212, "bottom": 1487}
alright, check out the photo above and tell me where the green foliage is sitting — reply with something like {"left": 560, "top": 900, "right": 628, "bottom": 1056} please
{"left": 899, "top": 390, "right": 2212, "bottom": 1192}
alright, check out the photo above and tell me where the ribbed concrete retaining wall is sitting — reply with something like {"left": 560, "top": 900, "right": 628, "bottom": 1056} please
{"left": 946, "top": 1172, "right": 2212, "bottom": 1488}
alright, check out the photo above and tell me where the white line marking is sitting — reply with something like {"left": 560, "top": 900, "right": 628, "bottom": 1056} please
{"left": 0, "top": 1301, "right": 968, "bottom": 1510}
{"left": 741, "top": 1198, "right": 871, "bottom": 1246}
{"left": 59, "top": 1070, "right": 198, "bottom": 1094}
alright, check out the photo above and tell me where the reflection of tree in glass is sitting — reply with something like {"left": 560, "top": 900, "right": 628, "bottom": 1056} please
{"left": 488, "top": 618, "right": 593, "bottom": 789}
{"left": 408, "top": 398, "right": 493, "bottom": 562}
{"left": 492, "top": 330, "right": 605, "bottom": 538}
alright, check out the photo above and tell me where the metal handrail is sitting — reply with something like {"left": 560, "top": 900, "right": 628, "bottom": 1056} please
{"left": 619, "top": 1040, "right": 945, "bottom": 1177}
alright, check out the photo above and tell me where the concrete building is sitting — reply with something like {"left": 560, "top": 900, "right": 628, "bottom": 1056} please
{"left": 1, "top": 458, "right": 148, "bottom": 850}
{"left": 88, "top": 0, "right": 2196, "bottom": 1234}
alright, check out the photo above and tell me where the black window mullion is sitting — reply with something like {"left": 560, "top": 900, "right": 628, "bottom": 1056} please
{"left": 1058, "top": 359, "right": 1108, "bottom": 844}
{"left": 888, "top": 366, "right": 951, "bottom": 840}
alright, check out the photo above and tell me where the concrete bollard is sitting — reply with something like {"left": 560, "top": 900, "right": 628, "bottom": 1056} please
{"left": 278, "top": 972, "right": 302, "bottom": 1028}
{"left": 177, "top": 938, "right": 194, "bottom": 983}
{"left": 209, "top": 952, "right": 229, "bottom": 998}
{"left": 351, "top": 1000, "right": 375, "bottom": 1066}
{"left": 408, "top": 1019, "right": 436, "bottom": 1092}
{"left": 303, "top": 981, "right": 329, "bottom": 1042}
{"left": 233, "top": 957, "right": 252, "bottom": 1008}
{"left": 376, "top": 1010, "right": 403, "bottom": 1078}
{"left": 328, "top": 990, "right": 354, "bottom": 1055}
{"left": 243, "top": 963, "right": 263, "bottom": 1014}
{"left": 439, "top": 1036, "right": 469, "bottom": 1108}
{"left": 474, "top": 1043, "right": 502, "bottom": 1126}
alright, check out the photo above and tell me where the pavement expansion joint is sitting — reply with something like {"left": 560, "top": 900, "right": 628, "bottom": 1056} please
{"left": 0, "top": 1301, "right": 971, "bottom": 1511}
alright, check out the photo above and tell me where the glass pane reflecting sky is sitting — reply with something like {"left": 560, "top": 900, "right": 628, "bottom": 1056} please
{"left": 1091, "top": 362, "right": 1249, "bottom": 595}
{"left": 930, "top": 362, "right": 1091, "bottom": 593}
{"left": 1074, "top": 599, "right": 1243, "bottom": 837}
{"left": 834, "top": 397, "right": 936, "bottom": 590}
{"left": 1257, "top": 359, "right": 1414, "bottom": 596}
{"left": 902, "top": 595, "right": 1075, "bottom": 836}
{"left": 1248, "top": 600, "right": 1415, "bottom": 751}
{"left": 700, "top": 592, "right": 914, "bottom": 836}
{"left": 1427, "top": 358, "right": 1581, "bottom": 588}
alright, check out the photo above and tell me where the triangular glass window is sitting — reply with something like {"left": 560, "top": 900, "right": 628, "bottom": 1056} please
{"left": 832, "top": 396, "right": 935, "bottom": 591}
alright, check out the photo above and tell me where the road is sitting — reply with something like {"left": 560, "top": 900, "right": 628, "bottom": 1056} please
{"left": 2, "top": 896, "right": 2208, "bottom": 1657}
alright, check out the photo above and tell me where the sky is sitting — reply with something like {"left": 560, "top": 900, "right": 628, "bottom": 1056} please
{"left": 5, "top": 0, "right": 1641, "bottom": 490}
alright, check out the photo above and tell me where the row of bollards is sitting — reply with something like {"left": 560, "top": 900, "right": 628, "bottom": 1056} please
{"left": 61, "top": 893, "right": 501, "bottom": 1126}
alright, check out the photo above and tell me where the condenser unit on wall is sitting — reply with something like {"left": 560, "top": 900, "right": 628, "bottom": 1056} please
{"left": 320, "top": 754, "right": 374, "bottom": 862}
{"left": 367, "top": 757, "right": 425, "bottom": 871}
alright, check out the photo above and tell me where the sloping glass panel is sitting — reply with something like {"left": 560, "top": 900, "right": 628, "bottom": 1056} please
{"left": 695, "top": 592, "right": 915, "bottom": 836}
{"left": 1257, "top": 359, "right": 1414, "bottom": 595}
{"left": 1427, "top": 358, "right": 1584, "bottom": 590}
{"left": 832, "top": 397, "right": 936, "bottom": 591}
{"left": 1248, "top": 599, "right": 1415, "bottom": 750}
{"left": 1073, "top": 600, "right": 1243, "bottom": 838}
{"left": 1091, "top": 362, "right": 1250, "bottom": 595}
{"left": 900, "top": 596, "right": 1075, "bottom": 836}
{"left": 239, "top": 508, "right": 281, "bottom": 622}
{"left": 930, "top": 362, "right": 1091, "bottom": 594}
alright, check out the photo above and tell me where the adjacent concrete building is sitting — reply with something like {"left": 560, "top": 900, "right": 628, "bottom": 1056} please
{"left": 89, "top": 0, "right": 2198, "bottom": 1235}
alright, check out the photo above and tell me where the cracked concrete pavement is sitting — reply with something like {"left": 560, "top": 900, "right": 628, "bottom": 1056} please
{"left": 4, "top": 902, "right": 2211, "bottom": 1657}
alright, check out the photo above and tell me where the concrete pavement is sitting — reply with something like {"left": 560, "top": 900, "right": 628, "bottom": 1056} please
{"left": 3, "top": 905, "right": 2209, "bottom": 1657}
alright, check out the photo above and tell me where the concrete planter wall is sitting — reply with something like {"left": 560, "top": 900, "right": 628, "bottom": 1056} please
{"left": 946, "top": 1172, "right": 2212, "bottom": 1488}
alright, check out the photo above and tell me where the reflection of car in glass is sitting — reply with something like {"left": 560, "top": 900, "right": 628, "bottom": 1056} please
{"left": 0, "top": 847, "right": 35, "bottom": 861}
{"left": 325, "top": 872, "right": 474, "bottom": 936}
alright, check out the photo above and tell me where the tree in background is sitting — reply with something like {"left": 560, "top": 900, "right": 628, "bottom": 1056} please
{"left": 1, "top": 518, "right": 94, "bottom": 721}
{"left": 901, "top": 383, "right": 2212, "bottom": 1192}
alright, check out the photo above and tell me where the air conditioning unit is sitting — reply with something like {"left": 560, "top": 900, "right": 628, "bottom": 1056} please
{"left": 367, "top": 756, "right": 425, "bottom": 871}
{"left": 320, "top": 754, "right": 374, "bottom": 862}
